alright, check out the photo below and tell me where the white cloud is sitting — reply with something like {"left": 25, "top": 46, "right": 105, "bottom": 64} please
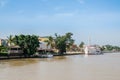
{"left": 0, "top": 0, "right": 7, "bottom": 7}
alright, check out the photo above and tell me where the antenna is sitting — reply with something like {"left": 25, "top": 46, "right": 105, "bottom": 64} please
{"left": 88, "top": 36, "right": 91, "bottom": 46}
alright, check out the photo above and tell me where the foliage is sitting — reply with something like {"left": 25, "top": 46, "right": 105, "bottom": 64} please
{"left": 113, "top": 46, "right": 120, "bottom": 51}
{"left": 13, "top": 34, "right": 39, "bottom": 56}
{"left": 0, "top": 46, "right": 8, "bottom": 52}
{"left": 65, "top": 33, "right": 74, "bottom": 49}
{"left": 54, "top": 32, "right": 74, "bottom": 55}
{"left": 105, "top": 45, "right": 113, "bottom": 51}
{"left": 7, "top": 35, "right": 14, "bottom": 46}
{"left": 44, "top": 36, "right": 55, "bottom": 49}
{"left": 101, "top": 45, "right": 120, "bottom": 51}
{"left": 79, "top": 41, "right": 85, "bottom": 48}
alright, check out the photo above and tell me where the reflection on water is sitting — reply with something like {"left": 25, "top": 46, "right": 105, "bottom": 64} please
{"left": 0, "top": 53, "right": 120, "bottom": 80}
{"left": 0, "top": 59, "right": 38, "bottom": 67}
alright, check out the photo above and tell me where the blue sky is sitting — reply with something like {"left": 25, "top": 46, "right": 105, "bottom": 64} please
{"left": 0, "top": 0, "right": 120, "bottom": 46}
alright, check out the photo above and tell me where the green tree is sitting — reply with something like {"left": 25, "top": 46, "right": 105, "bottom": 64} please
{"left": 79, "top": 42, "right": 85, "bottom": 48}
{"left": 0, "top": 46, "right": 8, "bottom": 52}
{"left": 44, "top": 36, "right": 55, "bottom": 49}
{"left": 7, "top": 35, "right": 14, "bottom": 46}
{"left": 55, "top": 32, "right": 74, "bottom": 55}
{"left": 112, "top": 46, "right": 120, "bottom": 51}
{"left": 101, "top": 45, "right": 120, "bottom": 52}
{"left": 105, "top": 45, "right": 113, "bottom": 51}
{"left": 100, "top": 46, "right": 106, "bottom": 51}
{"left": 65, "top": 33, "right": 74, "bottom": 50}
{"left": 79, "top": 42, "right": 85, "bottom": 52}
{"left": 13, "top": 34, "right": 39, "bottom": 57}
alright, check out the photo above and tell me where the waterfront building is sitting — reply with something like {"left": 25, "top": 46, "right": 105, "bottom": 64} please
{"left": 0, "top": 39, "right": 8, "bottom": 46}
{"left": 38, "top": 36, "right": 51, "bottom": 50}
{"left": 38, "top": 36, "right": 58, "bottom": 53}
{"left": 8, "top": 46, "right": 23, "bottom": 54}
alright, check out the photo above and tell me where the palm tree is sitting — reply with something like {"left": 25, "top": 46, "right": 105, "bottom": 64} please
{"left": 44, "top": 36, "right": 55, "bottom": 49}
{"left": 7, "top": 35, "right": 14, "bottom": 46}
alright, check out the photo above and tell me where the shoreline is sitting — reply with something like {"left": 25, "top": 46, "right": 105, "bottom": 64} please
{"left": 0, "top": 53, "right": 84, "bottom": 60}
{"left": 0, "top": 52, "right": 120, "bottom": 60}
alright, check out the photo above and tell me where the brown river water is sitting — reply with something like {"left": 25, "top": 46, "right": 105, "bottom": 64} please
{"left": 0, "top": 53, "right": 120, "bottom": 80}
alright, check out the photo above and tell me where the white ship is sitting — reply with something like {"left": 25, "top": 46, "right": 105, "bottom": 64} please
{"left": 84, "top": 45, "right": 102, "bottom": 55}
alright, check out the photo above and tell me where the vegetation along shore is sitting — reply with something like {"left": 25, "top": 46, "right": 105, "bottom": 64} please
{"left": 0, "top": 32, "right": 120, "bottom": 60}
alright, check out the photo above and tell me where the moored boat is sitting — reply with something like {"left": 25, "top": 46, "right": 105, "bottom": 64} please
{"left": 39, "top": 52, "right": 53, "bottom": 58}
{"left": 40, "top": 54, "right": 53, "bottom": 58}
{"left": 84, "top": 45, "right": 102, "bottom": 55}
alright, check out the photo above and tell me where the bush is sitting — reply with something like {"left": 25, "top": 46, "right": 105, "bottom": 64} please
{"left": 0, "top": 46, "right": 8, "bottom": 53}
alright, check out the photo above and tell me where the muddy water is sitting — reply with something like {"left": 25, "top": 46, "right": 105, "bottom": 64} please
{"left": 0, "top": 53, "right": 120, "bottom": 80}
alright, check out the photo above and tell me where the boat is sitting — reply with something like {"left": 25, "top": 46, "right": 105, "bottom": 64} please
{"left": 84, "top": 36, "right": 102, "bottom": 55}
{"left": 39, "top": 52, "right": 53, "bottom": 58}
{"left": 84, "top": 45, "right": 102, "bottom": 55}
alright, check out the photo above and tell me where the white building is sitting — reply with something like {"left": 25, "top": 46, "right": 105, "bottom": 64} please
{"left": 38, "top": 41, "right": 51, "bottom": 50}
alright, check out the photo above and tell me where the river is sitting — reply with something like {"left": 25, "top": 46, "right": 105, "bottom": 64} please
{"left": 0, "top": 53, "right": 120, "bottom": 80}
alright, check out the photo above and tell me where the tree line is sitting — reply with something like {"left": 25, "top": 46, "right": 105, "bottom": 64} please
{"left": 5, "top": 32, "right": 74, "bottom": 56}
{"left": 0, "top": 32, "right": 120, "bottom": 57}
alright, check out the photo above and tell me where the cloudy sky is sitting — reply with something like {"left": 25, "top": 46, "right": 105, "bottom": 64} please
{"left": 0, "top": 0, "right": 120, "bottom": 46}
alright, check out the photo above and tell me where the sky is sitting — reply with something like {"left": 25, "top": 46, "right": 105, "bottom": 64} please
{"left": 0, "top": 0, "right": 120, "bottom": 46}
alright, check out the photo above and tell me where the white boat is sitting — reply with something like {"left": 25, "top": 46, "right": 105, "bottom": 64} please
{"left": 84, "top": 45, "right": 102, "bottom": 55}
{"left": 40, "top": 52, "right": 53, "bottom": 58}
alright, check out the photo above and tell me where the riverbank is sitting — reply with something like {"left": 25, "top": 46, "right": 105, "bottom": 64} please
{"left": 1, "top": 52, "right": 119, "bottom": 60}
{"left": 0, "top": 53, "right": 84, "bottom": 60}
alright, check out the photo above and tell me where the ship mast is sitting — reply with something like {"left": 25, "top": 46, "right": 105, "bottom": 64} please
{"left": 88, "top": 36, "right": 91, "bottom": 46}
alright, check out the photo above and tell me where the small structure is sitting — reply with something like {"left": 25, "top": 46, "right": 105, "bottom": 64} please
{"left": 0, "top": 39, "right": 8, "bottom": 46}
{"left": 38, "top": 36, "right": 57, "bottom": 53}
{"left": 8, "top": 46, "right": 23, "bottom": 54}
{"left": 39, "top": 41, "right": 51, "bottom": 50}
{"left": 38, "top": 37, "right": 51, "bottom": 50}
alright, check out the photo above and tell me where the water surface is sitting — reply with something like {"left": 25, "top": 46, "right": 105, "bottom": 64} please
{"left": 0, "top": 53, "right": 120, "bottom": 80}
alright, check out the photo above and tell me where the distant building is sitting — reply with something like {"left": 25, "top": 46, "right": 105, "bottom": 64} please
{"left": 38, "top": 36, "right": 49, "bottom": 42}
{"left": 38, "top": 37, "right": 51, "bottom": 50}
{"left": 8, "top": 46, "right": 23, "bottom": 54}
{"left": 0, "top": 39, "right": 8, "bottom": 46}
{"left": 0, "top": 39, "right": 2, "bottom": 46}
